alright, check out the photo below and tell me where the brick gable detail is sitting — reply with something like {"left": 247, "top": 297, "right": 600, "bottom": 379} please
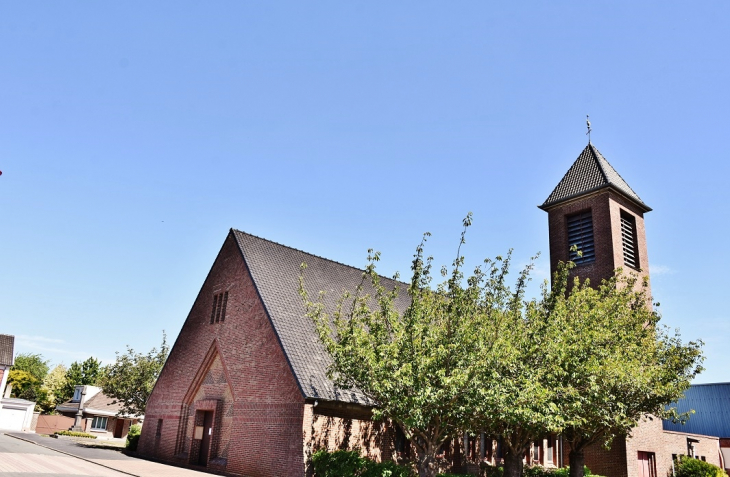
{"left": 139, "top": 233, "right": 307, "bottom": 476}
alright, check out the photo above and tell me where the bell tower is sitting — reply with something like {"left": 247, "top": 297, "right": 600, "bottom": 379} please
{"left": 539, "top": 143, "right": 652, "bottom": 289}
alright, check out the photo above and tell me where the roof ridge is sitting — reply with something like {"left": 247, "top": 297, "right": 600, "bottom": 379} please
{"left": 231, "top": 229, "right": 409, "bottom": 287}
{"left": 589, "top": 143, "right": 610, "bottom": 184}
{"left": 593, "top": 145, "right": 642, "bottom": 197}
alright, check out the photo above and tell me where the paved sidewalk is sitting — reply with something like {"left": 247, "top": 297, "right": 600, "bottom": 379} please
{"left": 5, "top": 432, "right": 214, "bottom": 477}
{"left": 0, "top": 432, "right": 124, "bottom": 477}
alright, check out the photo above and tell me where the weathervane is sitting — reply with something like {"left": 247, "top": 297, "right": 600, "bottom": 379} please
{"left": 586, "top": 115, "right": 592, "bottom": 143}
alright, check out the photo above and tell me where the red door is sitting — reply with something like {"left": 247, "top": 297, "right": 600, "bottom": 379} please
{"left": 637, "top": 451, "right": 656, "bottom": 477}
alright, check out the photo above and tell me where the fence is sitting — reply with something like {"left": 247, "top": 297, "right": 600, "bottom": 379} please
{"left": 35, "top": 414, "right": 74, "bottom": 435}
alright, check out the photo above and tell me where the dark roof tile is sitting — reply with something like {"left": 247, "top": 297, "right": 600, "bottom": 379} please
{"left": 540, "top": 143, "right": 650, "bottom": 212}
{"left": 0, "top": 334, "right": 14, "bottom": 367}
{"left": 232, "top": 230, "right": 411, "bottom": 405}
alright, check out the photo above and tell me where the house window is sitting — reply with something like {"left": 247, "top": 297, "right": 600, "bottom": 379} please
{"left": 72, "top": 388, "right": 81, "bottom": 402}
{"left": 620, "top": 211, "right": 639, "bottom": 269}
{"left": 546, "top": 437, "right": 554, "bottom": 464}
{"left": 91, "top": 416, "right": 108, "bottom": 431}
{"left": 532, "top": 440, "right": 541, "bottom": 463}
{"left": 567, "top": 211, "right": 595, "bottom": 264}
{"left": 210, "top": 291, "right": 229, "bottom": 324}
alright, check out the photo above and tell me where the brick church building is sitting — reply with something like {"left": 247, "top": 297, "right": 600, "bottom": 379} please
{"left": 138, "top": 142, "right": 723, "bottom": 476}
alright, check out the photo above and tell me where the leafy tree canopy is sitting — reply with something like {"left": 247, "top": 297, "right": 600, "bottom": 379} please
{"left": 37, "top": 364, "right": 69, "bottom": 413}
{"left": 60, "top": 357, "right": 103, "bottom": 403}
{"left": 12, "top": 353, "right": 49, "bottom": 382}
{"left": 300, "top": 216, "right": 704, "bottom": 477}
{"left": 301, "top": 215, "right": 546, "bottom": 477}
{"left": 99, "top": 333, "right": 169, "bottom": 417}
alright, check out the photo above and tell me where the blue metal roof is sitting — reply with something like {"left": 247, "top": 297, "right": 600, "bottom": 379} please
{"left": 663, "top": 383, "right": 730, "bottom": 437}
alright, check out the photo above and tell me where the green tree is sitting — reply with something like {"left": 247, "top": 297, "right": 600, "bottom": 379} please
{"left": 7, "top": 369, "right": 40, "bottom": 399}
{"left": 37, "top": 364, "right": 68, "bottom": 413}
{"left": 300, "top": 215, "right": 542, "bottom": 477}
{"left": 548, "top": 267, "right": 704, "bottom": 477}
{"left": 12, "top": 353, "right": 50, "bottom": 382}
{"left": 60, "top": 357, "right": 103, "bottom": 403}
{"left": 99, "top": 333, "right": 169, "bottom": 417}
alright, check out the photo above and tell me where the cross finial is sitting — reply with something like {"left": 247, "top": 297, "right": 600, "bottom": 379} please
{"left": 586, "top": 115, "right": 592, "bottom": 143}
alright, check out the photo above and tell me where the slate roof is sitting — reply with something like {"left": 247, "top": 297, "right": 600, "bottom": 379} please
{"left": 232, "top": 230, "right": 411, "bottom": 405}
{"left": 540, "top": 143, "right": 651, "bottom": 212}
{"left": 663, "top": 383, "right": 730, "bottom": 438}
{"left": 0, "top": 334, "right": 14, "bottom": 367}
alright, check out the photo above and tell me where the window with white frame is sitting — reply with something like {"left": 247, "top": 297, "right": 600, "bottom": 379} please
{"left": 72, "top": 388, "right": 81, "bottom": 402}
{"left": 91, "top": 416, "right": 107, "bottom": 430}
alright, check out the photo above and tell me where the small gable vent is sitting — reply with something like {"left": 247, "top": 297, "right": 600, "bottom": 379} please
{"left": 210, "top": 291, "right": 229, "bottom": 324}
{"left": 621, "top": 212, "right": 639, "bottom": 269}
{"left": 567, "top": 211, "right": 595, "bottom": 265}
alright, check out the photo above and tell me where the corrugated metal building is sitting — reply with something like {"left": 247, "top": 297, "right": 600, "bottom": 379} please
{"left": 664, "top": 383, "right": 730, "bottom": 468}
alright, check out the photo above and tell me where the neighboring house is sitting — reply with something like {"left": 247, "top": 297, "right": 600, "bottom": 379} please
{"left": 0, "top": 334, "right": 14, "bottom": 400}
{"left": 663, "top": 383, "right": 730, "bottom": 470}
{"left": 139, "top": 141, "right": 723, "bottom": 477}
{"left": 57, "top": 385, "right": 141, "bottom": 439}
{"left": 0, "top": 333, "right": 35, "bottom": 432}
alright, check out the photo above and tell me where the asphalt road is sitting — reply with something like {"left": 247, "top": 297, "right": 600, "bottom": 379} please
{"left": 4, "top": 433, "right": 130, "bottom": 461}
{"left": 0, "top": 432, "right": 126, "bottom": 476}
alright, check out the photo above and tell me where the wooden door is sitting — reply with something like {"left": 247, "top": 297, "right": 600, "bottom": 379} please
{"left": 198, "top": 411, "right": 214, "bottom": 466}
{"left": 637, "top": 451, "right": 656, "bottom": 477}
{"left": 114, "top": 419, "right": 124, "bottom": 438}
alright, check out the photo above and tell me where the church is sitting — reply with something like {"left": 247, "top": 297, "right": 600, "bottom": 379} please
{"left": 138, "top": 142, "right": 723, "bottom": 476}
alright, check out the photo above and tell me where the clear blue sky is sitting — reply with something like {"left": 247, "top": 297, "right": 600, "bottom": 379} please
{"left": 1, "top": 2, "right": 728, "bottom": 383}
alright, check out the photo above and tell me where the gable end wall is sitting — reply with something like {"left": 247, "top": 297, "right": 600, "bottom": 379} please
{"left": 139, "top": 233, "right": 307, "bottom": 476}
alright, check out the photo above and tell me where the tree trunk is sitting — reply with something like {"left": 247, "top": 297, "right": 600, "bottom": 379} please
{"left": 569, "top": 449, "right": 585, "bottom": 477}
{"left": 415, "top": 449, "right": 438, "bottom": 477}
{"left": 503, "top": 447, "right": 524, "bottom": 477}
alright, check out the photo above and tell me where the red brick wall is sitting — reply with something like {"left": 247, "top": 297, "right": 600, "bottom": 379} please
{"left": 139, "top": 232, "right": 307, "bottom": 476}
{"left": 625, "top": 418, "right": 721, "bottom": 477}
{"left": 576, "top": 418, "right": 722, "bottom": 477}
{"left": 574, "top": 435, "right": 628, "bottom": 477}
{"left": 302, "top": 402, "right": 393, "bottom": 475}
{"left": 545, "top": 190, "right": 650, "bottom": 295}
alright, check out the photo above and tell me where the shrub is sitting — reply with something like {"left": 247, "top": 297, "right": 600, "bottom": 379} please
{"left": 675, "top": 457, "right": 728, "bottom": 477}
{"left": 363, "top": 459, "right": 412, "bottom": 477}
{"left": 54, "top": 430, "right": 97, "bottom": 439}
{"left": 483, "top": 465, "right": 504, "bottom": 477}
{"left": 437, "top": 474, "right": 473, "bottom": 477}
{"left": 311, "top": 450, "right": 411, "bottom": 477}
{"left": 126, "top": 424, "right": 142, "bottom": 451}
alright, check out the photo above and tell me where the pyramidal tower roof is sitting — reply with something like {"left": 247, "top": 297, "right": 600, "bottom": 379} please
{"left": 539, "top": 143, "right": 651, "bottom": 212}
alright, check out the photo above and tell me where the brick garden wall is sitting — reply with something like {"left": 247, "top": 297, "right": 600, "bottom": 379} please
{"left": 139, "top": 233, "right": 308, "bottom": 477}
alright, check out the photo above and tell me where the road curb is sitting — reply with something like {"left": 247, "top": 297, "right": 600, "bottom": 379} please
{"left": 3, "top": 432, "right": 140, "bottom": 477}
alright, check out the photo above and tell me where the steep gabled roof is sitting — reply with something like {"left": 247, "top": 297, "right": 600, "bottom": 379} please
{"left": 540, "top": 143, "right": 651, "bottom": 212}
{"left": 663, "top": 383, "right": 730, "bottom": 438}
{"left": 232, "top": 230, "right": 411, "bottom": 405}
{"left": 0, "top": 334, "right": 14, "bottom": 367}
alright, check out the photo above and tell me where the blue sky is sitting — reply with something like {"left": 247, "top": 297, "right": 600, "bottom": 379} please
{"left": 1, "top": 2, "right": 728, "bottom": 383}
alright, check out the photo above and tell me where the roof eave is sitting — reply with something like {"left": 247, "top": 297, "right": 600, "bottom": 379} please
{"left": 539, "top": 184, "right": 652, "bottom": 213}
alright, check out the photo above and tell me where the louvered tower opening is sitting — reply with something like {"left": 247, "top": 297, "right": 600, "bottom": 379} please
{"left": 621, "top": 212, "right": 639, "bottom": 269}
{"left": 567, "top": 211, "right": 595, "bottom": 264}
